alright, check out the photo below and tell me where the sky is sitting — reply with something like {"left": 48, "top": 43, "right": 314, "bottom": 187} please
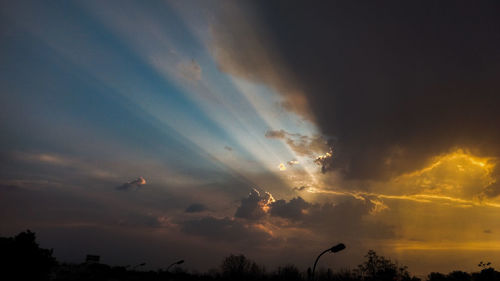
{"left": 1, "top": 0, "right": 500, "bottom": 276}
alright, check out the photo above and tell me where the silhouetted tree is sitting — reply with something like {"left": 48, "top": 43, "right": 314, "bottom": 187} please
{"left": 356, "top": 250, "right": 418, "bottom": 281}
{"left": 274, "top": 264, "right": 301, "bottom": 281}
{"left": 428, "top": 272, "right": 447, "bottom": 281}
{"left": 220, "top": 254, "right": 263, "bottom": 280}
{"left": 472, "top": 265, "right": 500, "bottom": 281}
{"left": 332, "top": 268, "right": 360, "bottom": 281}
{"left": 446, "top": 270, "right": 471, "bottom": 281}
{"left": 477, "top": 261, "right": 491, "bottom": 270}
{"left": 0, "top": 230, "right": 57, "bottom": 281}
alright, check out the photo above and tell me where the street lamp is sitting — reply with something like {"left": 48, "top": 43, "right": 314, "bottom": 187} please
{"left": 311, "top": 243, "right": 345, "bottom": 279}
{"left": 167, "top": 259, "right": 185, "bottom": 271}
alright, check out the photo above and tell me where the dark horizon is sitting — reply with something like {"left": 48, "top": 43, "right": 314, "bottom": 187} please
{"left": 2, "top": 230, "right": 499, "bottom": 281}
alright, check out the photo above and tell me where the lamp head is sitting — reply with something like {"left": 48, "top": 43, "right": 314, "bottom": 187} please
{"left": 330, "top": 243, "right": 346, "bottom": 253}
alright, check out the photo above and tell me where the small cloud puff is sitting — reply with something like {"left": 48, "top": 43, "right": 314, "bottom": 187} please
{"left": 314, "top": 148, "right": 334, "bottom": 173}
{"left": 116, "top": 177, "right": 146, "bottom": 191}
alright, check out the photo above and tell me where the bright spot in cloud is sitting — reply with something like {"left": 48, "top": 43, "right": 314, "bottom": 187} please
{"left": 278, "top": 163, "right": 286, "bottom": 171}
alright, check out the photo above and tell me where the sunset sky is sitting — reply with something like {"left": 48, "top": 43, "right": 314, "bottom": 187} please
{"left": 1, "top": 0, "right": 500, "bottom": 276}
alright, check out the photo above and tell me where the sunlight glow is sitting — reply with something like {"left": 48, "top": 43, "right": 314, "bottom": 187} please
{"left": 392, "top": 241, "right": 500, "bottom": 251}
{"left": 396, "top": 149, "right": 495, "bottom": 180}
{"left": 307, "top": 149, "right": 500, "bottom": 209}
{"left": 278, "top": 163, "right": 287, "bottom": 171}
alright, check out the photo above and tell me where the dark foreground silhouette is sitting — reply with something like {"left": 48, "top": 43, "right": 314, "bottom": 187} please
{"left": 1, "top": 231, "right": 499, "bottom": 281}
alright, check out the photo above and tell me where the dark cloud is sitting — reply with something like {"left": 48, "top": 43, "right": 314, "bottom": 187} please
{"left": 0, "top": 183, "right": 22, "bottom": 191}
{"left": 116, "top": 212, "right": 161, "bottom": 228}
{"left": 304, "top": 199, "right": 374, "bottom": 235}
{"left": 234, "top": 189, "right": 273, "bottom": 220}
{"left": 231, "top": 190, "right": 394, "bottom": 239}
{"left": 265, "top": 129, "right": 329, "bottom": 157}
{"left": 213, "top": 1, "right": 500, "bottom": 195}
{"left": 278, "top": 196, "right": 395, "bottom": 240}
{"left": 181, "top": 191, "right": 395, "bottom": 247}
{"left": 0, "top": 182, "right": 129, "bottom": 229}
{"left": 269, "top": 197, "right": 311, "bottom": 220}
{"left": 293, "top": 186, "right": 307, "bottom": 191}
{"left": 480, "top": 181, "right": 500, "bottom": 199}
{"left": 180, "top": 216, "right": 272, "bottom": 243}
{"left": 185, "top": 203, "right": 208, "bottom": 213}
{"left": 116, "top": 177, "right": 146, "bottom": 191}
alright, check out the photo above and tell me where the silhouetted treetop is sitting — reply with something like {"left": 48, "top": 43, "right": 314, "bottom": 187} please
{"left": 0, "top": 230, "right": 57, "bottom": 281}
{"left": 220, "top": 254, "right": 263, "bottom": 280}
{"left": 356, "top": 250, "right": 418, "bottom": 281}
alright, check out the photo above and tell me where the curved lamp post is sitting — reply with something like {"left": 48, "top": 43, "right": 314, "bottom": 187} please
{"left": 311, "top": 243, "right": 345, "bottom": 279}
{"left": 167, "top": 259, "right": 184, "bottom": 272}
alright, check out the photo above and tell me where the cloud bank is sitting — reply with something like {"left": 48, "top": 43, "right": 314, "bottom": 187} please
{"left": 212, "top": 1, "right": 500, "bottom": 197}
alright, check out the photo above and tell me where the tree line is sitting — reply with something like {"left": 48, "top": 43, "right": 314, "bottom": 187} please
{"left": 1, "top": 231, "right": 498, "bottom": 281}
